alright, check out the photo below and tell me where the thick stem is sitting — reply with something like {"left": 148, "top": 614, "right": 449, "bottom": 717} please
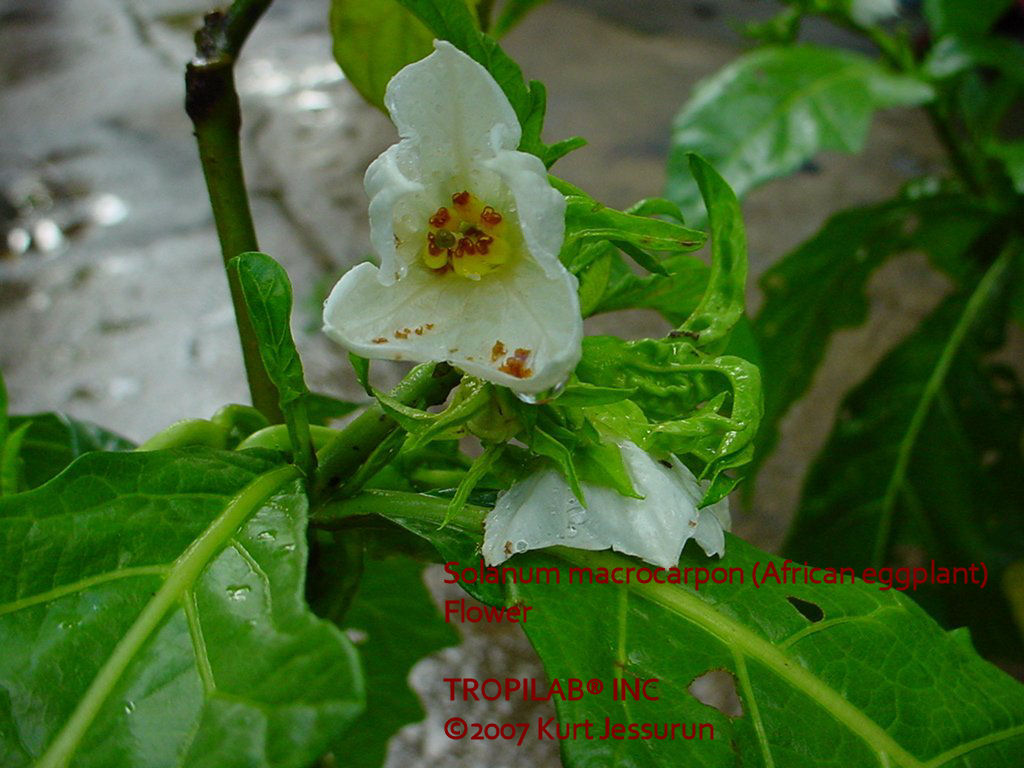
{"left": 312, "top": 363, "right": 460, "bottom": 499}
{"left": 186, "top": 3, "right": 282, "bottom": 422}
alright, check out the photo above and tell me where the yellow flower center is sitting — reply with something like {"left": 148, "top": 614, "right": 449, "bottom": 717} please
{"left": 422, "top": 190, "right": 511, "bottom": 279}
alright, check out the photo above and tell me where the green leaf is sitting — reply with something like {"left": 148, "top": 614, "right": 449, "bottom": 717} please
{"left": 553, "top": 382, "right": 637, "bottom": 408}
{"left": 750, "top": 194, "right": 997, "bottom": 486}
{"left": 666, "top": 45, "right": 934, "bottom": 221}
{"left": 924, "top": 35, "right": 1024, "bottom": 85}
{"left": 988, "top": 139, "right": 1024, "bottom": 194}
{"left": 328, "top": 490, "right": 1024, "bottom": 767}
{"left": 232, "top": 253, "right": 309, "bottom": 410}
{"left": 677, "top": 154, "right": 747, "bottom": 348}
{"left": 563, "top": 195, "right": 706, "bottom": 276}
{"left": 492, "top": 0, "right": 548, "bottom": 36}
{"left": 575, "top": 336, "right": 762, "bottom": 487}
{"left": 588, "top": 249, "right": 711, "bottom": 325}
{"left": 785, "top": 247, "right": 1024, "bottom": 659}
{"left": 923, "top": 0, "right": 1014, "bottom": 38}
{"left": 329, "top": 0, "right": 436, "bottom": 110}
{"left": 0, "top": 449, "right": 364, "bottom": 767}
{"left": 572, "top": 439, "right": 640, "bottom": 499}
{"left": 321, "top": 552, "right": 457, "bottom": 768}
{"left": 446, "top": 442, "right": 504, "bottom": 525}
{"left": 232, "top": 252, "right": 314, "bottom": 473}
{"left": 0, "top": 423, "right": 31, "bottom": 496}
{"left": 523, "top": 540, "right": 1024, "bottom": 767}
{"left": 7, "top": 413, "right": 134, "bottom": 490}
{"left": 349, "top": 353, "right": 372, "bottom": 396}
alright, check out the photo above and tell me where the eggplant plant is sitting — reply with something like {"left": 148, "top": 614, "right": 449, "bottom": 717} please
{"left": 0, "top": 1, "right": 1022, "bottom": 766}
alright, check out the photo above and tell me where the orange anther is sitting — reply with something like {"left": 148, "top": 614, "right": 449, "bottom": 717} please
{"left": 452, "top": 191, "right": 470, "bottom": 206}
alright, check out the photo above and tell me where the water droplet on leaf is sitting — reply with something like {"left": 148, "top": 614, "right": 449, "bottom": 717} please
{"left": 226, "top": 585, "right": 250, "bottom": 601}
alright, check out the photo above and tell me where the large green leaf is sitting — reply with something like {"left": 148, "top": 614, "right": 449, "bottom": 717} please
{"left": 329, "top": 0, "right": 447, "bottom": 111}
{"left": 750, "top": 194, "right": 996, "bottom": 484}
{"left": 0, "top": 449, "right": 363, "bottom": 767}
{"left": 7, "top": 413, "right": 134, "bottom": 491}
{"left": 666, "top": 45, "right": 934, "bottom": 221}
{"left": 785, "top": 249, "right": 1024, "bottom": 659}
{"left": 323, "top": 491, "right": 1024, "bottom": 768}
{"left": 329, "top": 554, "right": 457, "bottom": 767}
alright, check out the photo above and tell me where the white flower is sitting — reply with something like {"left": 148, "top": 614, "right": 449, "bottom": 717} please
{"left": 323, "top": 41, "right": 582, "bottom": 395}
{"left": 850, "top": 0, "right": 899, "bottom": 26}
{"left": 482, "top": 441, "right": 731, "bottom": 568}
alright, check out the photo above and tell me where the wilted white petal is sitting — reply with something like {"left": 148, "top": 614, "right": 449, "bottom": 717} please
{"left": 483, "top": 441, "right": 731, "bottom": 567}
{"left": 324, "top": 39, "right": 581, "bottom": 394}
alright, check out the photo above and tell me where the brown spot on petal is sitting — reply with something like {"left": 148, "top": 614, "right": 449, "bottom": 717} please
{"left": 491, "top": 340, "right": 506, "bottom": 362}
{"left": 394, "top": 329, "right": 410, "bottom": 340}
{"left": 372, "top": 337, "right": 389, "bottom": 344}
{"left": 499, "top": 356, "right": 533, "bottom": 379}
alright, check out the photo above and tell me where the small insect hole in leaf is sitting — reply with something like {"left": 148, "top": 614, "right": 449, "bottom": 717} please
{"left": 687, "top": 668, "right": 743, "bottom": 717}
{"left": 787, "top": 595, "right": 824, "bottom": 623}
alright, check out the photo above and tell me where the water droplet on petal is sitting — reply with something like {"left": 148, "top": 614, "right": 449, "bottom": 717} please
{"left": 514, "top": 379, "right": 567, "bottom": 405}
{"left": 124, "top": 701, "right": 136, "bottom": 715}
{"left": 513, "top": 539, "right": 529, "bottom": 553}
{"left": 256, "top": 530, "right": 276, "bottom": 542}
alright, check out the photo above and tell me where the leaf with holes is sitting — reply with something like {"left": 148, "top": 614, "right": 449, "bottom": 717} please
{"left": 0, "top": 448, "right": 363, "bottom": 767}
{"left": 784, "top": 249, "right": 1024, "bottom": 661}
{"left": 321, "top": 490, "right": 1024, "bottom": 768}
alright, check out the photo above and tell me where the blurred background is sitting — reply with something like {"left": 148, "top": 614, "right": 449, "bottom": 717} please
{"left": 0, "top": 1, "right": 955, "bottom": 764}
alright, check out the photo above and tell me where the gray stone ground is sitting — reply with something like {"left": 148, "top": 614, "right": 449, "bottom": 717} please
{"left": 0, "top": 0, "right": 956, "bottom": 765}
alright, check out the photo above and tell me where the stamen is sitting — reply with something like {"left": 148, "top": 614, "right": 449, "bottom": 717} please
{"left": 481, "top": 206, "right": 502, "bottom": 225}
{"left": 429, "top": 207, "right": 450, "bottom": 228}
{"left": 423, "top": 192, "right": 510, "bottom": 277}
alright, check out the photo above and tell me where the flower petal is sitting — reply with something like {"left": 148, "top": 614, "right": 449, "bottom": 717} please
{"left": 483, "top": 442, "right": 731, "bottom": 567}
{"left": 484, "top": 149, "right": 567, "bottom": 279}
{"left": 385, "top": 40, "right": 520, "bottom": 175}
{"left": 322, "top": 257, "right": 582, "bottom": 394}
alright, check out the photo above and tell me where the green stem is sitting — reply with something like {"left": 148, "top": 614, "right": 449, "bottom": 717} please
{"left": 186, "top": 1, "right": 282, "bottom": 423}
{"left": 312, "top": 488, "right": 486, "bottom": 535}
{"left": 312, "top": 363, "right": 460, "bottom": 499}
